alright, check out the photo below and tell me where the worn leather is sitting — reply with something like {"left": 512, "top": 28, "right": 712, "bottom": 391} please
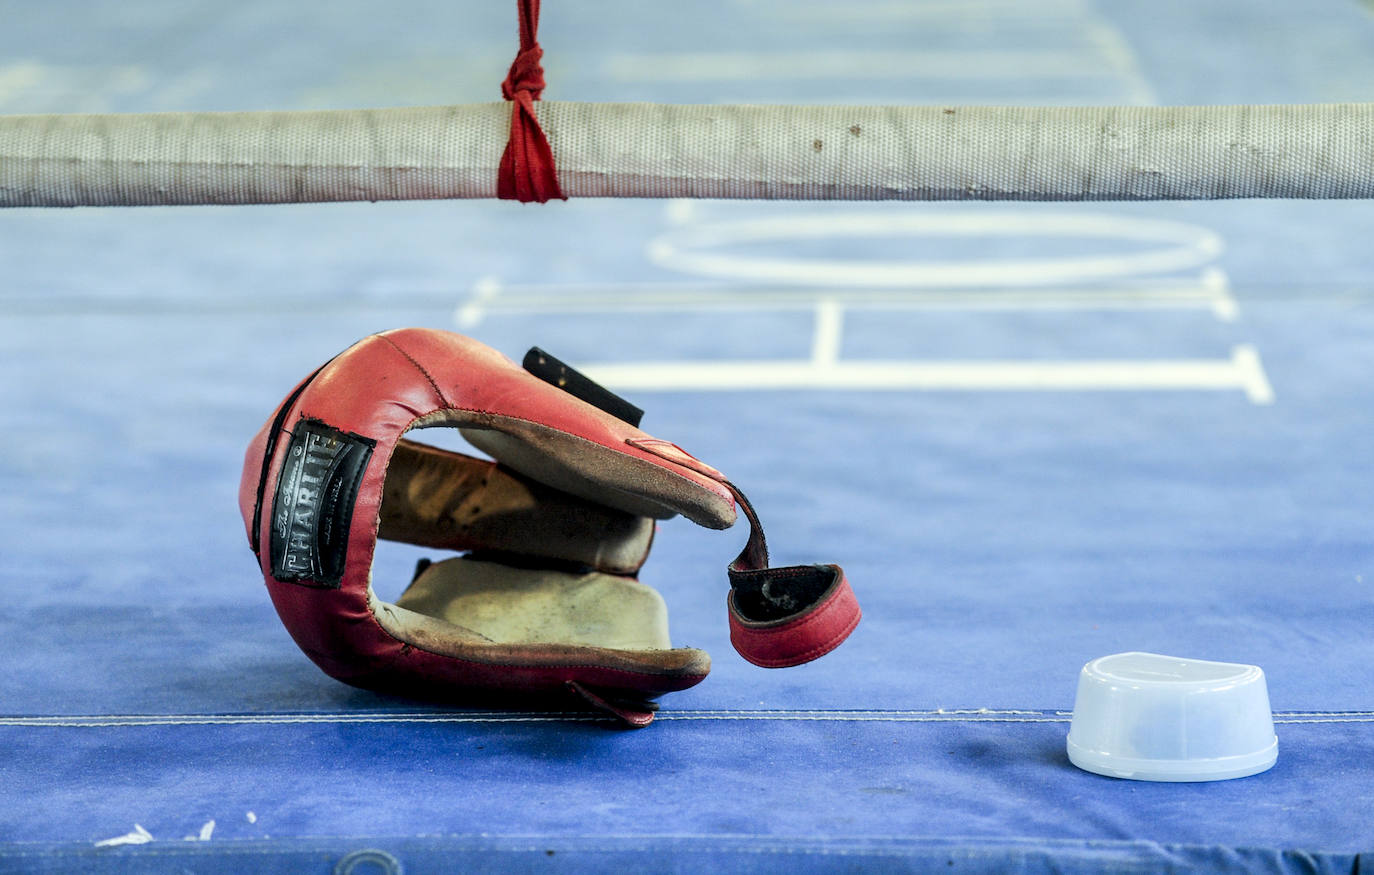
{"left": 239, "top": 328, "right": 857, "bottom": 722}
{"left": 239, "top": 329, "right": 732, "bottom": 711}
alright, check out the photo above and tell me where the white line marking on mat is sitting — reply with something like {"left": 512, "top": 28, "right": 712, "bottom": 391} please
{"left": 0, "top": 62, "right": 149, "bottom": 112}
{"left": 664, "top": 199, "right": 698, "bottom": 226}
{"left": 647, "top": 213, "right": 1224, "bottom": 288}
{"left": 579, "top": 346, "right": 1276, "bottom": 405}
{"left": 0, "top": 62, "right": 44, "bottom": 105}
{"left": 605, "top": 51, "right": 1104, "bottom": 82}
{"left": 454, "top": 275, "right": 501, "bottom": 330}
{"left": 785, "top": 0, "right": 1091, "bottom": 22}
{"left": 1231, "top": 344, "right": 1276, "bottom": 405}
{"left": 810, "top": 299, "right": 844, "bottom": 366}
{"left": 451, "top": 276, "right": 1237, "bottom": 318}
{"left": 1202, "top": 267, "right": 1239, "bottom": 322}
{"left": 1081, "top": 17, "right": 1157, "bottom": 105}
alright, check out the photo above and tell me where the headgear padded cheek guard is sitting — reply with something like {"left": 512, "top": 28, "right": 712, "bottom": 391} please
{"left": 239, "top": 329, "right": 860, "bottom": 726}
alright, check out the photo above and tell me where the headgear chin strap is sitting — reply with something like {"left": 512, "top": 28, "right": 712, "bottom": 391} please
{"left": 239, "top": 328, "right": 860, "bottom": 726}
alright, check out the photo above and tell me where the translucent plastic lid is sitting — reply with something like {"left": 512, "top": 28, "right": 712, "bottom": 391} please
{"left": 1066, "top": 652, "right": 1277, "bottom": 782}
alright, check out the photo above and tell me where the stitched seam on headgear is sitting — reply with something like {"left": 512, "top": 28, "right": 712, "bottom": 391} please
{"left": 378, "top": 333, "right": 450, "bottom": 408}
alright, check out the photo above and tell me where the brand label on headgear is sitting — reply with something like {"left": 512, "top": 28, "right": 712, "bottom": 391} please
{"left": 270, "top": 419, "right": 375, "bottom": 587}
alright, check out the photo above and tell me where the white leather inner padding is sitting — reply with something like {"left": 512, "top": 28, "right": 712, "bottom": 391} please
{"left": 392, "top": 557, "right": 673, "bottom": 651}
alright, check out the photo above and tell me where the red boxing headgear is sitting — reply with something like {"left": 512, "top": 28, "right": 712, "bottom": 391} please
{"left": 239, "top": 329, "right": 859, "bottom": 725}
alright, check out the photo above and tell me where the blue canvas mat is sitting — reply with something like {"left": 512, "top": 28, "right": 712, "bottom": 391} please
{"left": 1, "top": 0, "right": 1372, "bottom": 870}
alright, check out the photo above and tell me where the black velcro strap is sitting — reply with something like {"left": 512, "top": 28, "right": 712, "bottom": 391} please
{"left": 523, "top": 347, "right": 643, "bottom": 427}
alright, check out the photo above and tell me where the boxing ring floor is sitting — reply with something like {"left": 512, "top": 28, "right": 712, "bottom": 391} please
{"left": 1, "top": 0, "right": 1373, "bottom": 871}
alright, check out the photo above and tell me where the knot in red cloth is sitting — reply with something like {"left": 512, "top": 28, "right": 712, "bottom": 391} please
{"left": 501, "top": 46, "right": 546, "bottom": 102}
{"left": 497, "top": 0, "right": 564, "bottom": 203}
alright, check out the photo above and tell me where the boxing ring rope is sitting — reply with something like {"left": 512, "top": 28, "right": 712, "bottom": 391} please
{"left": 1, "top": 102, "right": 1371, "bottom": 206}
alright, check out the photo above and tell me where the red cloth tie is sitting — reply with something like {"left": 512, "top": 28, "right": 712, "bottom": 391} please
{"left": 498, "top": 0, "right": 565, "bottom": 203}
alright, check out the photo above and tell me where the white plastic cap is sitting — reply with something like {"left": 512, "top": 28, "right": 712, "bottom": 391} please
{"left": 1066, "top": 651, "right": 1278, "bottom": 782}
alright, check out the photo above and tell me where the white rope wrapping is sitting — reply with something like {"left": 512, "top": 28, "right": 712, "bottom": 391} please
{"left": 1, "top": 102, "right": 1371, "bottom": 206}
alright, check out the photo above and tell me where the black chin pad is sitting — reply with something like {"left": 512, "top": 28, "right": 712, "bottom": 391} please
{"left": 728, "top": 565, "right": 840, "bottom": 623}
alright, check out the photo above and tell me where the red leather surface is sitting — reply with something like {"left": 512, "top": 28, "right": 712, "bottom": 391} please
{"left": 727, "top": 569, "right": 862, "bottom": 669}
{"left": 239, "top": 329, "right": 730, "bottom": 701}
